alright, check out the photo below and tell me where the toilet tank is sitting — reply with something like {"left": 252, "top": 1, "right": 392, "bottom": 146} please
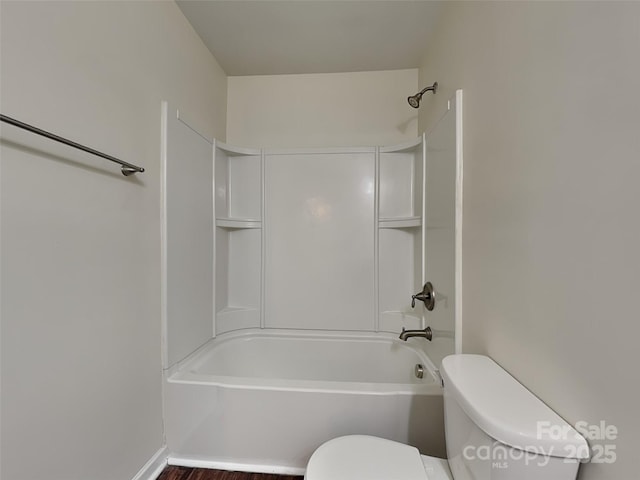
{"left": 440, "top": 355, "right": 589, "bottom": 480}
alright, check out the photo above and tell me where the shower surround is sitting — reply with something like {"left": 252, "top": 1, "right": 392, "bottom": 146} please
{"left": 160, "top": 100, "right": 458, "bottom": 473}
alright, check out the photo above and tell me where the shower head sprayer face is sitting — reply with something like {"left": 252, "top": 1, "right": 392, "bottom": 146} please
{"left": 407, "top": 94, "right": 422, "bottom": 109}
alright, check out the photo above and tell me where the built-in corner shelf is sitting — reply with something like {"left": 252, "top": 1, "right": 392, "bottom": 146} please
{"left": 215, "top": 141, "right": 261, "bottom": 157}
{"left": 378, "top": 216, "right": 422, "bottom": 229}
{"left": 214, "top": 141, "right": 263, "bottom": 336}
{"left": 216, "top": 218, "right": 262, "bottom": 229}
{"left": 378, "top": 136, "right": 423, "bottom": 154}
{"left": 377, "top": 136, "right": 425, "bottom": 333}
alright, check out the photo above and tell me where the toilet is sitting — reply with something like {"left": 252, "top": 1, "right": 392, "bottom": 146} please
{"left": 306, "top": 354, "right": 589, "bottom": 480}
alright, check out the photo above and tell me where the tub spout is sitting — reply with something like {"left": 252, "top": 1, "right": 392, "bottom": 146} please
{"left": 399, "top": 327, "right": 433, "bottom": 341}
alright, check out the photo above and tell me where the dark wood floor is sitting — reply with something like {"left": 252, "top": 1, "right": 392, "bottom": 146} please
{"left": 157, "top": 465, "right": 303, "bottom": 480}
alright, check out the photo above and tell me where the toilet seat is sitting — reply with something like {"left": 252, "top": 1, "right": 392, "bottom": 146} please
{"left": 305, "top": 435, "right": 448, "bottom": 480}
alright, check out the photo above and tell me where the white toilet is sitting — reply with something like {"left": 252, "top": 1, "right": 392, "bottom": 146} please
{"left": 306, "top": 354, "right": 589, "bottom": 480}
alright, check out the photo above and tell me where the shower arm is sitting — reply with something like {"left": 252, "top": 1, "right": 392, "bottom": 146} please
{"left": 418, "top": 82, "right": 438, "bottom": 96}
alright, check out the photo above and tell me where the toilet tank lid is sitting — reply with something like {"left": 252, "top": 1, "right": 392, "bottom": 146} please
{"left": 441, "top": 355, "right": 589, "bottom": 459}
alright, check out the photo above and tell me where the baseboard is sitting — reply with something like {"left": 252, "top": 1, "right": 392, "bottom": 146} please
{"left": 168, "top": 454, "right": 306, "bottom": 476}
{"left": 132, "top": 445, "right": 169, "bottom": 480}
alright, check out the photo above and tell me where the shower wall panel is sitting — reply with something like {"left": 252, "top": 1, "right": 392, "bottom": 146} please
{"left": 162, "top": 104, "right": 214, "bottom": 368}
{"left": 264, "top": 151, "right": 376, "bottom": 331}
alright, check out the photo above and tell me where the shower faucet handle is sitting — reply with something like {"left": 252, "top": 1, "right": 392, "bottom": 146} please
{"left": 411, "top": 282, "right": 435, "bottom": 311}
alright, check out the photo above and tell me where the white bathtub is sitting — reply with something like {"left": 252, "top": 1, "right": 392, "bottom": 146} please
{"left": 164, "top": 329, "right": 446, "bottom": 475}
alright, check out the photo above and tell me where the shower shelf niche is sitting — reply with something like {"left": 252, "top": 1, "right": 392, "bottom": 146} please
{"left": 377, "top": 136, "right": 425, "bottom": 333}
{"left": 378, "top": 136, "right": 423, "bottom": 221}
{"left": 214, "top": 141, "right": 262, "bottom": 334}
{"left": 214, "top": 141, "right": 262, "bottom": 224}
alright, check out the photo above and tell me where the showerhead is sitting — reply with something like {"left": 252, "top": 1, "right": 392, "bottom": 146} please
{"left": 407, "top": 94, "right": 421, "bottom": 109}
{"left": 407, "top": 82, "right": 438, "bottom": 108}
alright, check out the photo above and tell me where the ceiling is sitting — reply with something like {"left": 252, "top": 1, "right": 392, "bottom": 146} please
{"left": 176, "top": 1, "right": 443, "bottom": 76}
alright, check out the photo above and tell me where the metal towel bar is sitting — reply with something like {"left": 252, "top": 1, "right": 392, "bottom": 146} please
{"left": 0, "top": 114, "right": 145, "bottom": 176}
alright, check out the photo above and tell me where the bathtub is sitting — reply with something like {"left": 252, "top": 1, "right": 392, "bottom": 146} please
{"left": 164, "top": 329, "right": 446, "bottom": 475}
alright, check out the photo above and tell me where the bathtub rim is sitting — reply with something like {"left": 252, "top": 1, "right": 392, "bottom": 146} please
{"left": 166, "top": 328, "right": 442, "bottom": 395}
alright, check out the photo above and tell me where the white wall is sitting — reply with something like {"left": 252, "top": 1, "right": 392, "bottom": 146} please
{"left": 227, "top": 69, "right": 418, "bottom": 148}
{"left": 418, "top": 3, "right": 640, "bottom": 479}
{"left": 0, "top": 2, "right": 226, "bottom": 480}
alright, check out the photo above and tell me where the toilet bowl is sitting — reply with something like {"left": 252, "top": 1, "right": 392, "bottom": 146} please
{"left": 305, "top": 354, "right": 589, "bottom": 480}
